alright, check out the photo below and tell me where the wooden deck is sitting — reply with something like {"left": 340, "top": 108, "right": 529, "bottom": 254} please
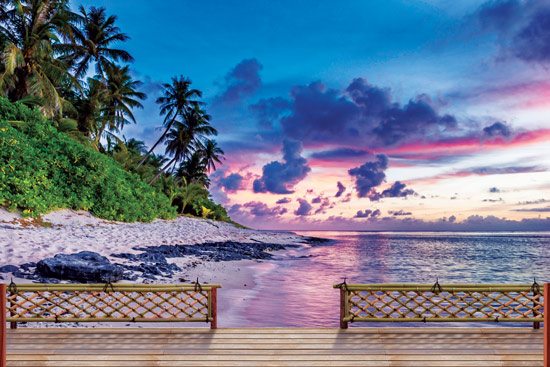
{"left": 5, "top": 327, "right": 544, "bottom": 367}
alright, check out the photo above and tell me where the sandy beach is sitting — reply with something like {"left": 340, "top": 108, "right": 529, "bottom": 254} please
{"left": 0, "top": 208, "right": 305, "bottom": 265}
{"left": 0, "top": 209, "right": 309, "bottom": 285}
{"left": 0, "top": 208, "right": 314, "bottom": 327}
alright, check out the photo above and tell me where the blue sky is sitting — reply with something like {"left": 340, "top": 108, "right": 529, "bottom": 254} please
{"left": 77, "top": 0, "right": 550, "bottom": 230}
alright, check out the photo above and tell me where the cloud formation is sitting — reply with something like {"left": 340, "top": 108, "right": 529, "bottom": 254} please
{"left": 389, "top": 210, "right": 412, "bottom": 216}
{"left": 231, "top": 201, "right": 288, "bottom": 217}
{"left": 371, "top": 181, "right": 416, "bottom": 201}
{"left": 257, "top": 78, "right": 461, "bottom": 151}
{"left": 215, "top": 58, "right": 262, "bottom": 104}
{"left": 348, "top": 154, "right": 389, "bottom": 198}
{"left": 354, "top": 209, "right": 381, "bottom": 218}
{"left": 253, "top": 139, "right": 311, "bottom": 194}
{"left": 483, "top": 122, "right": 511, "bottom": 138}
{"left": 218, "top": 173, "right": 244, "bottom": 192}
{"left": 335, "top": 181, "right": 346, "bottom": 197}
{"left": 294, "top": 198, "right": 312, "bottom": 216}
{"left": 514, "top": 206, "right": 550, "bottom": 212}
{"left": 513, "top": 6, "right": 550, "bottom": 63}
{"left": 476, "top": 1, "right": 550, "bottom": 64}
{"left": 275, "top": 197, "right": 292, "bottom": 204}
{"left": 310, "top": 148, "right": 372, "bottom": 161}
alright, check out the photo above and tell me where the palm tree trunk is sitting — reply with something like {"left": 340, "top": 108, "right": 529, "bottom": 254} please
{"left": 138, "top": 113, "right": 179, "bottom": 167}
{"left": 148, "top": 156, "right": 177, "bottom": 184}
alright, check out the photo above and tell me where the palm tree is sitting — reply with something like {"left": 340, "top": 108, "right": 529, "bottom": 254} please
{"left": 177, "top": 181, "right": 208, "bottom": 214}
{"left": 72, "top": 77, "right": 105, "bottom": 137}
{"left": 138, "top": 76, "right": 202, "bottom": 166}
{"left": 183, "top": 104, "right": 217, "bottom": 147}
{"left": 201, "top": 139, "right": 224, "bottom": 172}
{"left": 94, "top": 63, "right": 145, "bottom": 145}
{"left": 161, "top": 120, "right": 193, "bottom": 173}
{"left": 64, "top": 6, "right": 133, "bottom": 78}
{"left": 0, "top": 0, "right": 79, "bottom": 115}
{"left": 125, "top": 138, "right": 147, "bottom": 155}
{"left": 176, "top": 151, "right": 210, "bottom": 187}
{"left": 149, "top": 105, "right": 216, "bottom": 183}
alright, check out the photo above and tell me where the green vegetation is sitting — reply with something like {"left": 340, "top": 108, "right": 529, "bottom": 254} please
{"left": 0, "top": 0, "right": 229, "bottom": 222}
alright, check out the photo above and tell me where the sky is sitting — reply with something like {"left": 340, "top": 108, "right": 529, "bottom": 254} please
{"left": 79, "top": 0, "right": 550, "bottom": 231}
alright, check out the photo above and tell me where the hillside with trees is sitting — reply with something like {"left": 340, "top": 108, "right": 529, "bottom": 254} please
{"left": 0, "top": 0, "right": 229, "bottom": 222}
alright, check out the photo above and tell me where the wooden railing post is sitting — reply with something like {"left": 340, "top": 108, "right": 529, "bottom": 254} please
{"left": 340, "top": 288, "right": 348, "bottom": 329}
{"left": 1, "top": 284, "right": 7, "bottom": 367}
{"left": 534, "top": 285, "right": 541, "bottom": 330}
{"left": 210, "top": 287, "right": 217, "bottom": 330}
{"left": 544, "top": 283, "right": 548, "bottom": 367}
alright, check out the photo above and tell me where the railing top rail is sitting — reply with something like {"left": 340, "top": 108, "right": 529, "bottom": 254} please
{"left": 6, "top": 283, "right": 221, "bottom": 291}
{"left": 333, "top": 283, "right": 543, "bottom": 292}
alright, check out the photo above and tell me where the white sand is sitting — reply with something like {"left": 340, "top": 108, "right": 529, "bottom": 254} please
{"left": 0, "top": 208, "right": 305, "bottom": 267}
{"left": 0, "top": 208, "right": 309, "bottom": 327}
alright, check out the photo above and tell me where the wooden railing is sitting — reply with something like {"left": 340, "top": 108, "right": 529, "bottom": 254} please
{"left": 1, "top": 282, "right": 220, "bottom": 329}
{"left": 334, "top": 282, "right": 546, "bottom": 329}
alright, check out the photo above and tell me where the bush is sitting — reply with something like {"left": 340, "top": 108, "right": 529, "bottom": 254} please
{"left": 0, "top": 97, "right": 176, "bottom": 221}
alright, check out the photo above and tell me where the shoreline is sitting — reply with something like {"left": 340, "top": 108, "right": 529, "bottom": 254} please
{"left": 0, "top": 208, "right": 329, "bottom": 327}
{"left": 0, "top": 207, "right": 327, "bottom": 285}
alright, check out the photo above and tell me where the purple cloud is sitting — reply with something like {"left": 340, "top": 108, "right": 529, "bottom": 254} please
{"left": 370, "top": 181, "right": 416, "bottom": 201}
{"left": 276, "top": 197, "right": 292, "bottom": 204}
{"left": 253, "top": 139, "right": 311, "bottom": 194}
{"left": 513, "top": 6, "right": 550, "bottom": 63}
{"left": 483, "top": 122, "right": 511, "bottom": 138}
{"left": 215, "top": 58, "right": 262, "bottom": 104}
{"left": 335, "top": 181, "right": 346, "bottom": 198}
{"left": 348, "top": 154, "right": 388, "bottom": 198}
{"left": 470, "top": 165, "right": 545, "bottom": 175}
{"left": 250, "top": 97, "right": 291, "bottom": 129}
{"left": 389, "top": 210, "right": 412, "bottom": 216}
{"left": 354, "top": 209, "right": 381, "bottom": 219}
{"left": 311, "top": 196, "right": 322, "bottom": 204}
{"left": 238, "top": 201, "right": 288, "bottom": 217}
{"left": 514, "top": 206, "right": 550, "bottom": 212}
{"left": 258, "top": 78, "right": 460, "bottom": 150}
{"left": 280, "top": 81, "right": 360, "bottom": 144}
{"left": 477, "top": 0, "right": 521, "bottom": 30}
{"left": 372, "top": 95, "right": 457, "bottom": 146}
{"left": 294, "top": 198, "right": 312, "bottom": 216}
{"left": 310, "top": 148, "right": 371, "bottom": 160}
{"left": 218, "top": 173, "right": 244, "bottom": 192}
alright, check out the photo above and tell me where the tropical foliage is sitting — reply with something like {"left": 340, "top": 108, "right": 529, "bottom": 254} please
{"left": 0, "top": 0, "right": 229, "bottom": 222}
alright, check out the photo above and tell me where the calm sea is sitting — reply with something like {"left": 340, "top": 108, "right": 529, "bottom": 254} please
{"left": 224, "top": 231, "right": 550, "bottom": 327}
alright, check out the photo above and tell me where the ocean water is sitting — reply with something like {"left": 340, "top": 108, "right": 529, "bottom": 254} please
{"left": 227, "top": 231, "right": 550, "bottom": 327}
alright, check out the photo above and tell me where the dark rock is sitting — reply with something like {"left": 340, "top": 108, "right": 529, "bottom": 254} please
{"left": 112, "top": 251, "right": 181, "bottom": 279}
{"left": 301, "top": 236, "right": 332, "bottom": 244}
{"left": 132, "top": 241, "right": 292, "bottom": 263}
{"left": 0, "top": 265, "right": 19, "bottom": 273}
{"left": 36, "top": 251, "right": 124, "bottom": 282}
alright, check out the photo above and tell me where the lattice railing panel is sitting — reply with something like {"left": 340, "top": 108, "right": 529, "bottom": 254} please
{"left": 4, "top": 284, "right": 219, "bottom": 323}
{"left": 337, "top": 284, "right": 544, "bottom": 323}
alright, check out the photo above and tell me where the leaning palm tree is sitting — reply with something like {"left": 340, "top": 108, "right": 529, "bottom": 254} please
{"left": 63, "top": 6, "right": 133, "bottom": 78}
{"left": 148, "top": 121, "right": 192, "bottom": 183}
{"left": 138, "top": 76, "right": 202, "bottom": 166}
{"left": 201, "top": 139, "right": 224, "bottom": 173}
{"left": 94, "top": 63, "right": 145, "bottom": 146}
{"left": 0, "top": 0, "right": 79, "bottom": 115}
{"left": 183, "top": 104, "right": 217, "bottom": 147}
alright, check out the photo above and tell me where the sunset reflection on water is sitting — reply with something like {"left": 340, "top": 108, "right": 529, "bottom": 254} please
{"left": 223, "top": 231, "right": 550, "bottom": 327}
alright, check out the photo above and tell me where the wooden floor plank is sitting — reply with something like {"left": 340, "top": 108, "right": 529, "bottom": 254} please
{"left": 6, "top": 327, "right": 544, "bottom": 367}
